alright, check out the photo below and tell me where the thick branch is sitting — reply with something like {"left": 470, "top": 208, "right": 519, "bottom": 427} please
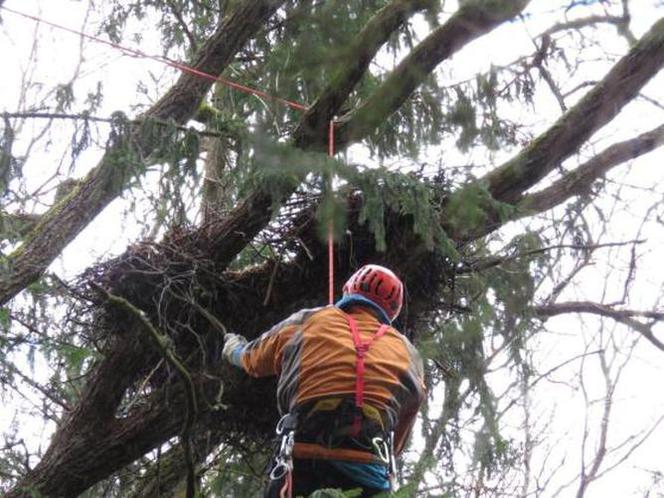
{"left": 0, "top": 0, "right": 286, "bottom": 307}
{"left": 99, "top": 286, "right": 199, "bottom": 498}
{"left": 535, "top": 301, "right": 664, "bottom": 351}
{"left": 293, "top": 0, "right": 436, "bottom": 150}
{"left": 336, "top": 0, "right": 531, "bottom": 147}
{"left": 518, "top": 123, "right": 664, "bottom": 215}
{"left": 457, "top": 123, "right": 664, "bottom": 242}
{"left": 483, "top": 17, "right": 664, "bottom": 204}
{"left": 204, "top": 0, "right": 531, "bottom": 267}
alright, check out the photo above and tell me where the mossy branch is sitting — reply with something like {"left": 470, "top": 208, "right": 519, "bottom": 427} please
{"left": 188, "top": 299, "right": 228, "bottom": 338}
{"left": 93, "top": 284, "right": 199, "bottom": 498}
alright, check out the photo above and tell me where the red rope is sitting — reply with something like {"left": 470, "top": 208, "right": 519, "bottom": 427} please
{"left": 0, "top": 6, "right": 308, "bottom": 112}
{"left": 328, "top": 120, "right": 336, "bottom": 304}
{"left": 2, "top": 4, "right": 337, "bottom": 302}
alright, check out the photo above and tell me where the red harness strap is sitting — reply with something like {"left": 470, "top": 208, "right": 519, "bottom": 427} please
{"left": 345, "top": 314, "right": 389, "bottom": 436}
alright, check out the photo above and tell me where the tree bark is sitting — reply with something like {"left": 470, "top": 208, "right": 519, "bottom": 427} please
{"left": 8, "top": 5, "right": 664, "bottom": 498}
{"left": 202, "top": 0, "right": 532, "bottom": 271}
{"left": 0, "top": 0, "right": 286, "bottom": 308}
{"left": 483, "top": 17, "right": 664, "bottom": 204}
{"left": 518, "top": 123, "right": 664, "bottom": 215}
{"left": 336, "top": 0, "right": 531, "bottom": 147}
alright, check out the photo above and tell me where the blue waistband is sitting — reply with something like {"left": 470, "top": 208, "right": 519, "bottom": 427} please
{"left": 328, "top": 460, "right": 390, "bottom": 490}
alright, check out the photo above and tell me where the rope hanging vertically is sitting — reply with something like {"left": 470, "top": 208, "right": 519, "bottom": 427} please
{"left": 1, "top": 4, "right": 338, "bottom": 303}
{"left": 328, "top": 120, "right": 336, "bottom": 304}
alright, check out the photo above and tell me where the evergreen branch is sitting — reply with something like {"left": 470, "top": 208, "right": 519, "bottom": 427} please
{"left": 482, "top": 17, "right": 664, "bottom": 204}
{"left": 0, "top": 211, "right": 41, "bottom": 242}
{"left": 336, "top": 0, "right": 531, "bottom": 147}
{"left": 165, "top": 0, "right": 198, "bottom": 52}
{"left": 93, "top": 285, "right": 199, "bottom": 498}
{"left": 202, "top": 0, "right": 531, "bottom": 271}
{"left": 293, "top": 0, "right": 436, "bottom": 149}
{"left": 0, "top": 357, "right": 71, "bottom": 412}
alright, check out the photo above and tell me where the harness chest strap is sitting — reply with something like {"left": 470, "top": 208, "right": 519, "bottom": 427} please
{"left": 345, "top": 314, "right": 389, "bottom": 436}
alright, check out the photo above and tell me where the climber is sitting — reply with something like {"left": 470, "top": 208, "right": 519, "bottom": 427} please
{"left": 222, "top": 264, "right": 426, "bottom": 497}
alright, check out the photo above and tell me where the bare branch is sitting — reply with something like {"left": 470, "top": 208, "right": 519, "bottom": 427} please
{"left": 535, "top": 301, "right": 664, "bottom": 322}
{"left": 458, "top": 240, "right": 644, "bottom": 274}
{"left": 540, "top": 15, "right": 628, "bottom": 39}
{"left": 534, "top": 301, "right": 664, "bottom": 351}
{"left": 1, "top": 111, "right": 227, "bottom": 138}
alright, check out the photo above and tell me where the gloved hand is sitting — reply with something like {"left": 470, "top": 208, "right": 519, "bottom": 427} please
{"left": 222, "top": 333, "right": 248, "bottom": 368}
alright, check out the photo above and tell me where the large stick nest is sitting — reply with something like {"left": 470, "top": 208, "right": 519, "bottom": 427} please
{"left": 71, "top": 191, "right": 457, "bottom": 447}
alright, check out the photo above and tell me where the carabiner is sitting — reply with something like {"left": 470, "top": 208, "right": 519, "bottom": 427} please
{"left": 371, "top": 437, "right": 390, "bottom": 464}
{"left": 275, "top": 414, "right": 288, "bottom": 435}
{"left": 270, "top": 458, "right": 290, "bottom": 480}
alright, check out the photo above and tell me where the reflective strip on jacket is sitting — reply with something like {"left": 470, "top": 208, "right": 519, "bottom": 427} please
{"left": 239, "top": 305, "right": 426, "bottom": 460}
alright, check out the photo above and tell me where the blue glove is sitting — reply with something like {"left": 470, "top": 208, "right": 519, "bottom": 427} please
{"left": 222, "top": 333, "right": 247, "bottom": 368}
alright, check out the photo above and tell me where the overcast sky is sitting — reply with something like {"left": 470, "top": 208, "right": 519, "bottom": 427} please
{"left": 1, "top": 1, "right": 664, "bottom": 496}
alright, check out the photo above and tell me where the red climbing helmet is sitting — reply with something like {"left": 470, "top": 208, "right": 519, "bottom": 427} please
{"left": 342, "top": 264, "right": 404, "bottom": 322}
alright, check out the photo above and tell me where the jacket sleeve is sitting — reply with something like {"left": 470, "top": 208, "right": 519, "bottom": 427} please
{"left": 393, "top": 341, "right": 426, "bottom": 455}
{"left": 239, "top": 307, "right": 320, "bottom": 377}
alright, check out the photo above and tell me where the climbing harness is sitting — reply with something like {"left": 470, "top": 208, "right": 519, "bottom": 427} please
{"left": 345, "top": 314, "right": 389, "bottom": 436}
{"left": 345, "top": 314, "right": 397, "bottom": 488}
{"left": 266, "top": 315, "right": 396, "bottom": 494}
{"left": 270, "top": 413, "right": 298, "bottom": 498}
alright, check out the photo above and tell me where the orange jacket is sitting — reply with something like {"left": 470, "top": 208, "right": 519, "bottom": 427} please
{"left": 239, "top": 305, "right": 425, "bottom": 461}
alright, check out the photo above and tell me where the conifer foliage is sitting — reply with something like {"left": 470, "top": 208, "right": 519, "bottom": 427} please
{"left": 1, "top": 1, "right": 664, "bottom": 497}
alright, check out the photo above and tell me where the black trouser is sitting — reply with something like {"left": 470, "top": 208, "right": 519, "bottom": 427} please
{"left": 264, "top": 458, "right": 387, "bottom": 498}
